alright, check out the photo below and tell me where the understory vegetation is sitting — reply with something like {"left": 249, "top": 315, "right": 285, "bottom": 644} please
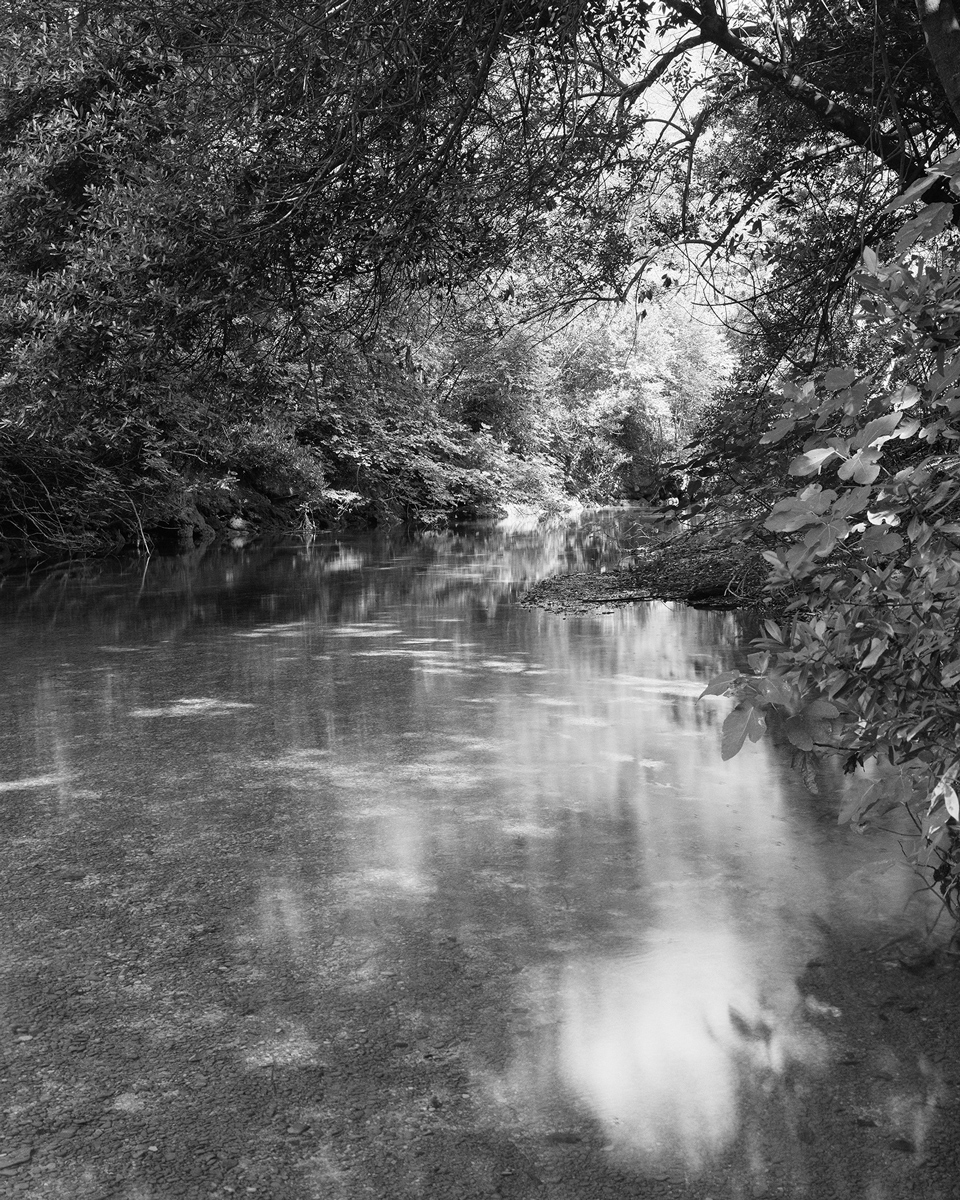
{"left": 4, "top": 1, "right": 960, "bottom": 914}
{"left": 0, "top": 0, "right": 729, "bottom": 562}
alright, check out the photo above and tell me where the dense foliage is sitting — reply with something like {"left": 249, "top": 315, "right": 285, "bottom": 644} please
{"left": 623, "top": 0, "right": 960, "bottom": 370}
{"left": 0, "top": 0, "right": 680, "bottom": 559}
{"left": 706, "top": 164, "right": 960, "bottom": 916}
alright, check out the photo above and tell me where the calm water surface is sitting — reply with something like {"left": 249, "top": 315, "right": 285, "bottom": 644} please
{"left": 0, "top": 512, "right": 932, "bottom": 1176}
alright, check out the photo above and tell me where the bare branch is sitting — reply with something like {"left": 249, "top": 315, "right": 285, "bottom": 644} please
{"left": 614, "top": 33, "right": 708, "bottom": 114}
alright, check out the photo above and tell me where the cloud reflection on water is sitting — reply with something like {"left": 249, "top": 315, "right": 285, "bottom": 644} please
{"left": 561, "top": 930, "right": 818, "bottom": 1165}
{"left": 1, "top": 520, "right": 941, "bottom": 1194}
{"left": 481, "top": 721, "right": 834, "bottom": 1171}
{"left": 273, "top": 600, "right": 929, "bottom": 1176}
{"left": 504, "top": 917, "right": 831, "bottom": 1173}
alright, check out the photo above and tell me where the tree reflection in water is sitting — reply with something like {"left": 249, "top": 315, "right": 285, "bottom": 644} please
{"left": 0, "top": 511, "right": 938, "bottom": 1187}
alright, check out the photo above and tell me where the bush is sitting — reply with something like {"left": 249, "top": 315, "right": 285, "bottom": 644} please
{"left": 710, "top": 162, "right": 960, "bottom": 920}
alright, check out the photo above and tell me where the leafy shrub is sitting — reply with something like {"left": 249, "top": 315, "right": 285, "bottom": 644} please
{"left": 708, "top": 157, "right": 960, "bottom": 918}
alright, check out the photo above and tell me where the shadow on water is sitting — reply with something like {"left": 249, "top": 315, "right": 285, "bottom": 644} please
{"left": 0, "top": 510, "right": 946, "bottom": 1198}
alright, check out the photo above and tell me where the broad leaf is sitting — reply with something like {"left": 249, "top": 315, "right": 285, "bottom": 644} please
{"left": 926, "top": 360, "right": 960, "bottom": 398}
{"left": 852, "top": 411, "right": 901, "bottom": 449}
{"left": 789, "top": 448, "right": 837, "bottom": 476}
{"left": 838, "top": 448, "right": 881, "bottom": 484}
{"left": 838, "top": 778, "right": 887, "bottom": 824}
{"left": 833, "top": 485, "right": 873, "bottom": 518}
{"left": 698, "top": 670, "right": 741, "bottom": 699}
{"left": 823, "top": 367, "right": 856, "bottom": 390}
{"left": 765, "top": 499, "right": 821, "bottom": 532}
{"left": 893, "top": 417, "right": 921, "bottom": 440}
{"left": 860, "top": 637, "right": 889, "bottom": 668}
{"left": 798, "top": 485, "right": 835, "bottom": 509}
{"left": 859, "top": 526, "right": 903, "bottom": 556}
{"left": 785, "top": 715, "right": 813, "bottom": 750}
{"left": 759, "top": 675, "right": 795, "bottom": 706}
{"left": 892, "top": 203, "right": 953, "bottom": 253}
{"left": 721, "top": 703, "right": 753, "bottom": 760}
{"left": 765, "top": 488, "right": 835, "bottom": 532}
{"left": 803, "top": 516, "right": 849, "bottom": 556}
{"left": 760, "top": 417, "right": 797, "bottom": 444}
{"left": 883, "top": 175, "right": 943, "bottom": 213}
{"left": 889, "top": 384, "right": 921, "bottom": 409}
{"left": 745, "top": 706, "right": 766, "bottom": 743}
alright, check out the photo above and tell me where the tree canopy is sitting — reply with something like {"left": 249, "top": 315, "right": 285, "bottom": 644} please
{"left": 0, "top": 0, "right": 655, "bottom": 552}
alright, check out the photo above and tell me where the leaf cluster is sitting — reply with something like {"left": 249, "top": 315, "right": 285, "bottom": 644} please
{"left": 703, "top": 155, "right": 960, "bottom": 917}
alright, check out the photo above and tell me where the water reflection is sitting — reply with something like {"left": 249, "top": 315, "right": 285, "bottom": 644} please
{"left": 0, "top": 511, "right": 938, "bottom": 1191}
{"left": 0, "top": 510, "right": 635, "bottom": 638}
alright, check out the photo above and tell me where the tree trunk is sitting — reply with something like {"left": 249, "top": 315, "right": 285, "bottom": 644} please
{"left": 916, "top": 0, "right": 960, "bottom": 126}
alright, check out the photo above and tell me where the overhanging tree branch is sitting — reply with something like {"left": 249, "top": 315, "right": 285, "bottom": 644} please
{"left": 660, "top": 0, "right": 940, "bottom": 188}
{"left": 916, "top": 0, "right": 960, "bottom": 124}
{"left": 613, "top": 32, "right": 708, "bottom": 115}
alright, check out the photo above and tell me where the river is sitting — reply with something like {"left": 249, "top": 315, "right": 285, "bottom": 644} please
{"left": 0, "top": 510, "right": 942, "bottom": 1197}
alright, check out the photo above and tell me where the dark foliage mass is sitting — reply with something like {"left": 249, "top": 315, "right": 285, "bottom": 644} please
{"left": 0, "top": 0, "right": 665, "bottom": 559}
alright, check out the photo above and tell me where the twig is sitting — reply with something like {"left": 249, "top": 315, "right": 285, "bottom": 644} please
{"left": 127, "top": 495, "right": 152, "bottom": 558}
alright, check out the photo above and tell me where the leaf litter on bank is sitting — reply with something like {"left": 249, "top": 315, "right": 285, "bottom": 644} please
{"left": 521, "top": 524, "right": 772, "bottom": 612}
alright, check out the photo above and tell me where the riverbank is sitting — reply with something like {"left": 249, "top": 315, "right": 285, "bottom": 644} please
{"left": 521, "top": 522, "right": 771, "bottom": 612}
{"left": 0, "top": 458, "right": 582, "bottom": 573}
